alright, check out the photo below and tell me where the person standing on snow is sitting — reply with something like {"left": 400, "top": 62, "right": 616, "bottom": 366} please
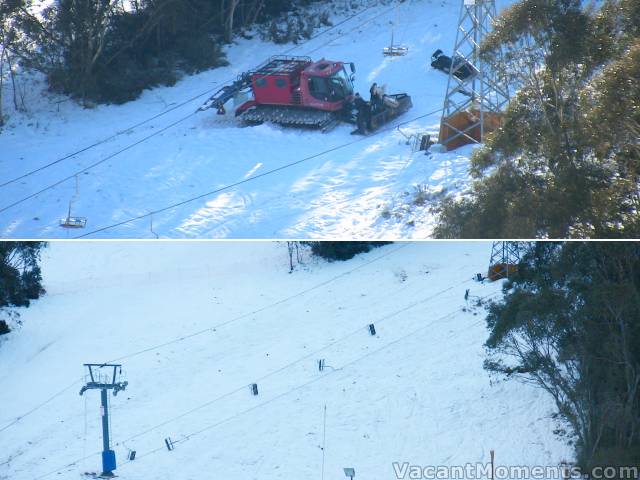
{"left": 369, "top": 83, "right": 383, "bottom": 113}
{"left": 352, "top": 93, "right": 371, "bottom": 135}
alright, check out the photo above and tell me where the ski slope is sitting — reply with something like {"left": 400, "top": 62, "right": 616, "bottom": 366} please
{"left": 0, "top": 0, "right": 514, "bottom": 239}
{"left": 0, "top": 242, "right": 572, "bottom": 480}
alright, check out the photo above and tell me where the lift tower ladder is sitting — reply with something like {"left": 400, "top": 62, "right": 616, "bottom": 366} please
{"left": 79, "top": 363, "right": 128, "bottom": 478}
{"left": 439, "top": 0, "right": 509, "bottom": 150}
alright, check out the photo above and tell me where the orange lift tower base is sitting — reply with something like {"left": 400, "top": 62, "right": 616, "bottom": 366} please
{"left": 488, "top": 241, "right": 524, "bottom": 281}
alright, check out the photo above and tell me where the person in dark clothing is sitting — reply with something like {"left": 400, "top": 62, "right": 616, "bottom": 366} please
{"left": 352, "top": 93, "right": 371, "bottom": 135}
{"left": 369, "top": 83, "right": 383, "bottom": 113}
{"left": 431, "top": 49, "right": 452, "bottom": 72}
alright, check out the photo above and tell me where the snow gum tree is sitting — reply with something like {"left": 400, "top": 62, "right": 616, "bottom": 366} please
{"left": 0, "top": 0, "right": 27, "bottom": 126}
{"left": 0, "top": 242, "right": 47, "bottom": 336}
{"left": 303, "top": 241, "right": 392, "bottom": 261}
{"left": 0, "top": 241, "right": 46, "bottom": 309}
{"left": 434, "top": 0, "right": 640, "bottom": 239}
{"left": 52, "top": 0, "right": 117, "bottom": 104}
{"left": 484, "top": 242, "right": 640, "bottom": 470}
{"left": 0, "top": 0, "right": 328, "bottom": 105}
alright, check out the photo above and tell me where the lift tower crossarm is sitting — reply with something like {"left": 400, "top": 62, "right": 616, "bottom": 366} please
{"left": 79, "top": 363, "right": 128, "bottom": 395}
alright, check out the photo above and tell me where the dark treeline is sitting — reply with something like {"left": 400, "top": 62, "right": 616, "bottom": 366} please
{"left": 0, "top": 241, "right": 46, "bottom": 335}
{"left": 303, "top": 241, "right": 392, "bottom": 261}
{"left": 485, "top": 242, "right": 640, "bottom": 471}
{"left": 434, "top": 0, "right": 640, "bottom": 239}
{"left": 0, "top": 0, "right": 330, "bottom": 109}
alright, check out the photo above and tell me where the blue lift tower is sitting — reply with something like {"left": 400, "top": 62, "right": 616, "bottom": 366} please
{"left": 80, "top": 363, "right": 128, "bottom": 478}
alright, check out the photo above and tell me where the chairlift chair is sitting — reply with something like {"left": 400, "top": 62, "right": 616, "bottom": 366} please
{"left": 60, "top": 175, "right": 87, "bottom": 228}
{"left": 60, "top": 217, "right": 87, "bottom": 228}
{"left": 60, "top": 207, "right": 87, "bottom": 229}
{"left": 383, "top": 32, "right": 408, "bottom": 57}
{"left": 396, "top": 126, "right": 431, "bottom": 152}
{"left": 383, "top": 6, "right": 408, "bottom": 57}
{"left": 383, "top": 45, "right": 409, "bottom": 56}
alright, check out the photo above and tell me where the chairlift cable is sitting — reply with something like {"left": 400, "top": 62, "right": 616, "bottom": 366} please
{"left": 0, "top": 3, "right": 383, "bottom": 190}
{"left": 0, "top": 242, "right": 409, "bottom": 436}
{"left": 306, "top": 5, "right": 396, "bottom": 56}
{"left": 110, "top": 242, "right": 411, "bottom": 364}
{"left": 61, "top": 272, "right": 472, "bottom": 455}
{"left": 117, "top": 293, "right": 500, "bottom": 470}
{"left": 113, "top": 274, "right": 474, "bottom": 447}
{"left": 0, "top": 0, "right": 436, "bottom": 435}
{"left": 0, "top": 90, "right": 218, "bottom": 190}
{"left": 72, "top": 106, "right": 443, "bottom": 238}
{"left": 30, "top": 289, "right": 501, "bottom": 479}
{"left": 0, "top": 3, "right": 406, "bottom": 218}
{"left": 0, "top": 379, "right": 81, "bottom": 434}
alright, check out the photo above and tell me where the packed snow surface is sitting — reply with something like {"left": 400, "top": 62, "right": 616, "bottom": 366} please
{"left": 0, "top": 242, "right": 572, "bottom": 479}
{"left": 0, "top": 0, "right": 513, "bottom": 239}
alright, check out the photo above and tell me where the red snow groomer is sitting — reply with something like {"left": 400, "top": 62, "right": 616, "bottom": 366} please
{"left": 198, "top": 55, "right": 412, "bottom": 131}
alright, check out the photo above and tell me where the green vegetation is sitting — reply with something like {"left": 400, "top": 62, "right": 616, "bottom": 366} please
{"left": 0, "top": 0, "right": 331, "bottom": 106}
{"left": 0, "top": 241, "right": 46, "bottom": 335}
{"left": 485, "top": 242, "right": 640, "bottom": 469}
{"left": 435, "top": 0, "right": 640, "bottom": 238}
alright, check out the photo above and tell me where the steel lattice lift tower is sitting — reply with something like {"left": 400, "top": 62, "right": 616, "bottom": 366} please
{"left": 79, "top": 364, "right": 128, "bottom": 478}
{"left": 439, "top": 0, "right": 510, "bottom": 150}
{"left": 488, "top": 241, "right": 523, "bottom": 281}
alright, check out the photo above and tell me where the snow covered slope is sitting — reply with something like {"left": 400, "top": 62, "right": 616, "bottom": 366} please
{"left": 0, "top": 0, "right": 514, "bottom": 239}
{"left": 0, "top": 242, "right": 572, "bottom": 480}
